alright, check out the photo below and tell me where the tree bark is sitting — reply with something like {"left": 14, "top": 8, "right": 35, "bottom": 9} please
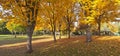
{"left": 98, "top": 21, "right": 101, "bottom": 36}
{"left": 53, "top": 24, "right": 56, "bottom": 42}
{"left": 97, "top": 13, "right": 104, "bottom": 36}
{"left": 22, "top": 32, "right": 24, "bottom": 36}
{"left": 26, "top": 7, "right": 37, "bottom": 53}
{"left": 14, "top": 31, "right": 17, "bottom": 38}
{"left": 14, "top": 0, "right": 38, "bottom": 53}
{"left": 26, "top": 24, "right": 35, "bottom": 53}
{"left": 68, "top": 24, "right": 71, "bottom": 39}
{"left": 52, "top": 4, "right": 57, "bottom": 42}
{"left": 12, "top": 31, "right": 14, "bottom": 35}
{"left": 59, "top": 30, "right": 61, "bottom": 39}
{"left": 86, "top": 26, "right": 92, "bottom": 42}
{"left": 59, "top": 24, "right": 61, "bottom": 39}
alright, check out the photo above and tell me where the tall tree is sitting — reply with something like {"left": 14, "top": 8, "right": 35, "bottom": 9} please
{"left": 62, "top": 0, "right": 76, "bottom": 39}
{"left": 79, "top": 0, "right": 94, "bottom": 42}
{"left": 41, "top": 0, "right": 68, "bottom": 41}
{"left": 92, "top": 0, "right": 120, "bottom": 36}
{"left": 41, "top": 0, "right": 58, "bottom": 42}
{"left": 6, "top": 18, "right": 26, "bottom": 38}
{"left": 0, "top": 0, "right": 41, "bottom": 53}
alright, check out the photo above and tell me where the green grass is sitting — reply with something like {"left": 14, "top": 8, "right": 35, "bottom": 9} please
{"left": 0, "top": 35, "right": 49, "bottom": 45}
{"left": 0, "top": 35, "right": 120, "bottom": 56}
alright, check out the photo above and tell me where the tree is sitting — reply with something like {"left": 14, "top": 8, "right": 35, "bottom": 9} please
{"left": 78, "top": 0, "right": 120, "bottom": 42}
{"left": 92, "top": 0, "right": 120, "bottom": 36}
{"left": 0, "top": 19, "right": 10, "bottom": 34}
{"left": 78, "top": 0, "right": 95, "bottom": 42}
{"left": 34, "top": 17, "right": 46, "bottom": 35}
{"left": 0, "top": 0, "right": 41, "bottom": 53}
{"left": 6, "top": 18, "right": 26, "bottom": 38}
{"left": 41, "top": 0, "right": 58, "bottom": 42}
{"left": 61, "top": 0, "right": 76, "bottom": 39}
{"left": 41, "top": 0, "right": 69, "bottom": 41}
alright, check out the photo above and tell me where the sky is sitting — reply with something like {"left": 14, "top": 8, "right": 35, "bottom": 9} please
{"left": 116, "top": 18, "right": 120, "bottom": 20}
{"left": 0, "top": 5, "right": 3, "bottom": 12}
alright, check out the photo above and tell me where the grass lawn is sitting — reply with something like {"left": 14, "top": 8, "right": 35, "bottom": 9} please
{"left": 0, "top": 35, "right": 120, "bottom": 56}
{"left": 0, "top": 35, "right": 51, "bottom": 45}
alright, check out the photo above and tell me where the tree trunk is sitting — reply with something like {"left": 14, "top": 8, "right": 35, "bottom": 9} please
{"left": 22, "top": 32, "right": 24, "bottom": 36}
{"left": 26, "top": 25, "right": 35, "bottom": 53}
{"left": 86, "top": 27, "right": 92, "bottom": 42}
{"left": 53, "top": 25, "right": 56, "bottom": 42}
{"left": 14, "top": 0, "right": 38, "bottom": 53}
{"left": 14, "top": 31, "right": 17, "bottom": 38}
{"left": 12, "top": 31, "right": 14, "bottom": 35}
{"left": 59, "top": 30, "right": 61, "bottom": 39}
{"left": 98, "top": 21, "right": 101, "bottom": 36}
{"left": 59, "top": 24, "right": 61, "bottom": 39}
{"left": 68, "top": 24, "right": 71, "bottom": 39}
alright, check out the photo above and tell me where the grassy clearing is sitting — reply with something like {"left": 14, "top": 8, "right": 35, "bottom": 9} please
{"left": 0, "top": 35, "right": 51, "bottom": 45}
{"left": 0, "top": 35, "right": 120, "bottom": 56}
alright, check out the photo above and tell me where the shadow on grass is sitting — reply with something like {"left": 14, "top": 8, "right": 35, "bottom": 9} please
{"left": 1, "top": 36, "right": 120, "bottom": 56}
{"left": 0, "top": 35, "right": 50, "bottom": 46}
{"left": 0, "top": 37, "right": 86, "bottom": 56}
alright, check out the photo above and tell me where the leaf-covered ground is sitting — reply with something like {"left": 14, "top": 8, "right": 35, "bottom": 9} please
{"left": 0, "top": 35, "right": 120, "bottom": 56}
